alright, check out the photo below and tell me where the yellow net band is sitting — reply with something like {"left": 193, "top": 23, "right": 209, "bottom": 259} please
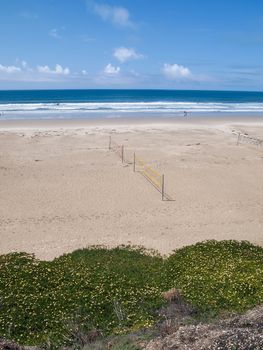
{"left": 135, "top": 156, "right": 162, "bottom": 190}
{"left": 143, "top": 170, "right": 162, "bottom": 188}
{"left": 136, "top": 156, "right": 161, "bottom": 177}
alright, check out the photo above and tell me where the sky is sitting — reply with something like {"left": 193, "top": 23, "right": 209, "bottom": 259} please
{"left": 0, "top": 0, "right": 263, "bottom": 90}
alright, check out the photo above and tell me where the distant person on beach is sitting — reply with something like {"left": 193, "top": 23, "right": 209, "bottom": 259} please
{"left": 184, "top": 111, "right": 188, "bottom": 117}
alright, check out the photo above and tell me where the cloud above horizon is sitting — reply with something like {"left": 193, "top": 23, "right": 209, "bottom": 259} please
{"left": 0, "top": 64, "right": 21, "bottom": 73}
{"left": 88, "top": 1, "right": 134, "bottom": 28}
{"left": 113, "top": 47, "right": 144, "bottom": 63}
{"left": 162, "top": 63, "right": 192, "bottom": 80}
{"left": 37, "top": 64, "right": 70, "bottom": 75}
{"left": 0, "top": 59, "right": 144, "bottom": 86}
{"left": 0, "top": 59, "right": 210, "bottom": 87}
{"left": 104, "top": 63, "right": 120, "bottom": 75}
{"left": 0, "top": 61, "right": 73, "bottom": 82}
{"left": 21, "top": 60, "right": 28, "bottom": 69}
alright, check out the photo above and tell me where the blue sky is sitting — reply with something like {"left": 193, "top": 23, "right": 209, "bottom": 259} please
{"left": 0, "top": 0, "right": 263, "bottom": 90}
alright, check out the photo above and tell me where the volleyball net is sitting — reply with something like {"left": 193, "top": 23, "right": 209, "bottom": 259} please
{"left": 233, "top": 131, "right": 263, "bottom": 147}
{"left": 134, "top": 154, "right": 167, "bottom": 200}
{"left": 108, "top": 136, "right": 171, "bottom": 200}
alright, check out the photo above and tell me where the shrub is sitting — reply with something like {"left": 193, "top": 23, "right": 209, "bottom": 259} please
{"left": 0, "top": 241, "right": 263, "bottom": 348}
{"left": 0, "top": 247, "right": 163, "bottom": 347}
{"left": 164, "top": 240, "right": 263, "bottom": 313}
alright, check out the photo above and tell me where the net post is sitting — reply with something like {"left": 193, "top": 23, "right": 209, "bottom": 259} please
{"left": 121, "top": 145, "right": 124, "bottom": 163}
{"left": 133, "top": 153, "right": 136, "bottom": 172}
{"left": 109, "top": 135, "right": 112, "bottom": 150}
{"left": 236, "top": 132, "right": 240, "bottom": 146}
{"left": 162, "top": 174, "right": 165, "bottom": 201}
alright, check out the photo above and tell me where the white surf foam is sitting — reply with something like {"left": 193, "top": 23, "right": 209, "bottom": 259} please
{"left": 1, "top": 101, "right": 263, "bottom": 115}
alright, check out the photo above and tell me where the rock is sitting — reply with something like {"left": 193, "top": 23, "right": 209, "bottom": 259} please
{"left": 0, "top": 338, "right": 23, "bottom": 350}
{"left": 144, "top": 305, "right": 263, "bottom": 350}
{"left": 0, "top": 338, "right": 39, "bottom": 350}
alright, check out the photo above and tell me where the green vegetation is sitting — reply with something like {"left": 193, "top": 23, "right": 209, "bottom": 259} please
{"left": 0, "top": 240, "right": 263, "bottom": 348}
{"left": 0, "top": 247, "right": 164, "bottom": 347}
{"left": 165, "top": 240, "right": 263, "bottom": 313}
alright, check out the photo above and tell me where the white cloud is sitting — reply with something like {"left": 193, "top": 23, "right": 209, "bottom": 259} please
{"left": 90, "top": 2, "right": 134, "bottom": 28}
{"left": 21, "top": 60, "right": 27, "bottom": 69}
{"left": 104, "top": 63, "right": 120, "bottom": 75}
{"left": 113, "top": 47, "right": 144, "bottom": 63}
{"left": 82, "top": 70, "right": 88, "bottom": 75}
{"left": 15, "top": 58, "right": 26, "bottom": 67}
{"left": 0, "top": 61, "right": 74, "bottom": 82}
{"left": 0, "top": 64, "right": 21, "bottom": 73}
{"left": 37, "top": 64, "right": 70, "bottom": 75}
{"left": 162, "top": 63, "right": 192, "bottom": 80}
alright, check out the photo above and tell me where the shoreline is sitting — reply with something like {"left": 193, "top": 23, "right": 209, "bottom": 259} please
{"left": 1, "top": 114, "right": 263, "bottom": 131}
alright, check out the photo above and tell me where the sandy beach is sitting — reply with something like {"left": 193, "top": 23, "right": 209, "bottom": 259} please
{"left": 0, "top": 117, "right": 262, "bottom": 260}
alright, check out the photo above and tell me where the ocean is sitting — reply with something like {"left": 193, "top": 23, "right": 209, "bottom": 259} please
{"left": 0, "top": 89, "right": 263, "bottom": 120}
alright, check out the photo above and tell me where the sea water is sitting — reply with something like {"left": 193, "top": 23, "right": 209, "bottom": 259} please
{"left": 0, "top": 89, "right": 263, "bottom": 120}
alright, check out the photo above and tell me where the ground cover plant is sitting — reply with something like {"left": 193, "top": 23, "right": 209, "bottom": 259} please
{"left": 0, "top": 240, "right": 262, "bottom": 348}
{"left": 164, "top": 240, "right": 263, "bottom": 313}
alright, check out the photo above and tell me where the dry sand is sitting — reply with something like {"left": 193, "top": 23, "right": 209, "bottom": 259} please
{"left": 0, "top": 117, "right": 262, "bottom": 260}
